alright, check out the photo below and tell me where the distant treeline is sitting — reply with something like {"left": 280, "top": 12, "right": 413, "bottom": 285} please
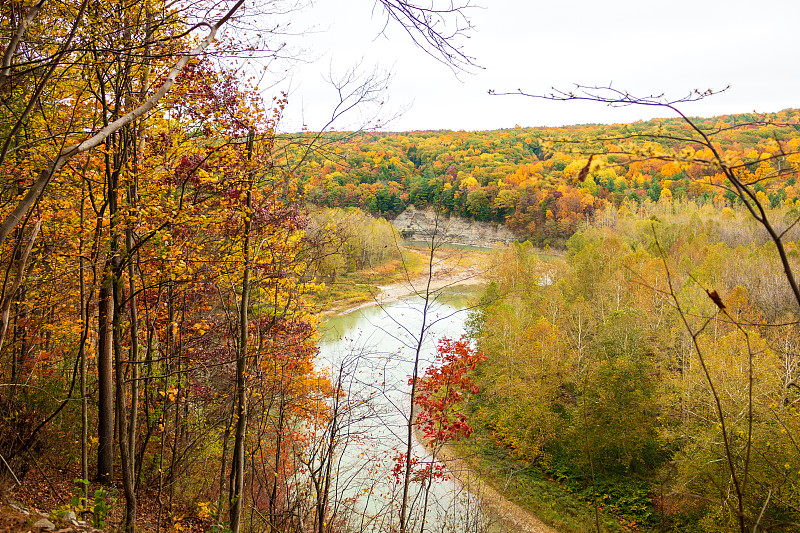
{"left": 293, "top": 109, "right": 800, "bottom": 247}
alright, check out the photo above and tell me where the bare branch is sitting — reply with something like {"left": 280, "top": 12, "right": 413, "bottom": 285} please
{"left": 375, "top": 0, "right": 478, "bottom": 72}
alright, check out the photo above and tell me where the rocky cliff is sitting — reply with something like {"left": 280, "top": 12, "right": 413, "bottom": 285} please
{"left": 391, "top": 206, "right": 516, "bottom": 248}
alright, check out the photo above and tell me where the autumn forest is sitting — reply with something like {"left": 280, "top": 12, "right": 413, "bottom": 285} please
{"left": 2, "top": 1, "right": 800, "bottom": 533}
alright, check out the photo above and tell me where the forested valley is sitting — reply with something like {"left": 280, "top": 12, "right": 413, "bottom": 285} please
{"left": 467, "top": 205, "right": 800, "bottom": 532}
{"left": 3, "top": 1, "right": 800, "bottom": 532}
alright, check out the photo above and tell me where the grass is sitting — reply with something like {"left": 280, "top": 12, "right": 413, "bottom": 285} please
{"left": 452, "top": 434, "right": 640, "bottom": 533}
{"left": 312, "top": 248, "right": 427, "bottom": 313}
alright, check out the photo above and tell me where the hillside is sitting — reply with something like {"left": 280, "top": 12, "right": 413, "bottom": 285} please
{"left": 295, "top": 109, "right": 800, "bottom": 246}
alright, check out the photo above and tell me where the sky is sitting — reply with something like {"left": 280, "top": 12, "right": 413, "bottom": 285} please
{"left": 259, "top": 0, "right": 800, "bottom": 133}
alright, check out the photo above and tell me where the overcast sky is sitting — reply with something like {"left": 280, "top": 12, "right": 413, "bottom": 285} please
{"left": 263, "top": 0, "right": 799, "bottom": 132}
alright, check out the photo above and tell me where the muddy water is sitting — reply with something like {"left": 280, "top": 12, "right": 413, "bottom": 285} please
{"left": 317, "top": 289, "right": 488, "bottom": 533}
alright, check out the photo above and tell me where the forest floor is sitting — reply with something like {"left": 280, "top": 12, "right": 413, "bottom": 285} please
{"left": 4, "top": 470, "right": 207, "bottom": 533}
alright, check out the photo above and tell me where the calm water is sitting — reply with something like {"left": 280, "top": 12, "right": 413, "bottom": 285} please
{"left": 316, "top": 289, "right": 488, "bottom": 533}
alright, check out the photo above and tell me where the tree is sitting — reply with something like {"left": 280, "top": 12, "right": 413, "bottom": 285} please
{"left": 0, "top": 3, "right": 477, "bottom": 529}
{"left": 493, "top": 84, "right": 800, "bottom": 310}
{"left": 0, "top": 0, "right": 477, "bottom": 247}
{"left": 485, "top": 84, "right": 800, "bottom": 531}
{"left": 414, "top": 336, "right": 485, "bottom": 449}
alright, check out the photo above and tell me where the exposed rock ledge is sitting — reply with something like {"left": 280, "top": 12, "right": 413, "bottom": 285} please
{"left": 391, "top": 206, "right": 516, "bottom": 248}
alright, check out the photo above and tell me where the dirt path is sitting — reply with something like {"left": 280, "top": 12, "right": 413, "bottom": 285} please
{"left": 423, "top": 440, "right": 560, "bottom": 533}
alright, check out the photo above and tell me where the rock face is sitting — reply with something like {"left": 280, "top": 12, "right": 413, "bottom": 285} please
{"left": 391, "top": 206, "right": 516, "bottom": 248}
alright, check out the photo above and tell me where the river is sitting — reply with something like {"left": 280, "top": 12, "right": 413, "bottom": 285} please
{"left": 316, "top": 288, "right": 489, "bottom": 533}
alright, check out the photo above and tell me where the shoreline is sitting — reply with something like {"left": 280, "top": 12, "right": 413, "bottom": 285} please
{"left": 413, "top": 419, "right": 560, "bottom": 533}
{"left": 318, "top": 245, "right": 560, "bottom": 533}
{"left": 321, "top": 265, "right": 486, "bottom": 318}
{"left": 320, "top": 270, "right": 559, "bottom": 533}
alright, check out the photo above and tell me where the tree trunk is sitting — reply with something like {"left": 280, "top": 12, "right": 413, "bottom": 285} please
{"left": 216, "top": 405, "right": 234, "bottom": 523}
{"left": 399, "top": 215, "right": 439, "bottom": 533}
{"left": 113, "top": 267, "right": 136, "bottom": 532}
{"left": 230, "top": 131, "right": 254, "bottom": 533}
{"left": 109, "top": 141, "right": 137, "bottom": 531}
{"left": 126, "top": 194, "right": 140, "bottom": 476}
{"left": 79, "top": 190, "right": 89, "bottom": 485}
{"left": 97, "top": 275, "right": 114, "bottom": 483}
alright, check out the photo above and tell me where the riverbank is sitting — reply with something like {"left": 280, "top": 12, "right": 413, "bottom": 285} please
{"left": 320, "top": 245, "right": 487, "bottom": 317}
{"left": 319, "top": 243, "right": 562, "bottom": 533}
{"left": 413, "top": 428, "right": 560, "bottom": 533}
